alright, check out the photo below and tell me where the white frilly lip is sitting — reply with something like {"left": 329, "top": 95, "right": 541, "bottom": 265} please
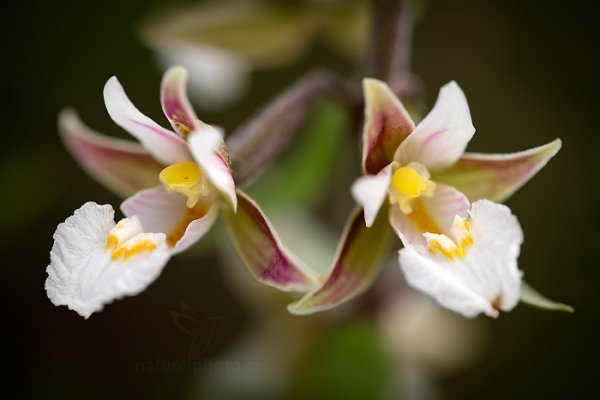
{"left": 398, "top": 200, "right": 523, "bottom": 318}
{"left": 45, "top": 202, "right": 171, "bottom": 318}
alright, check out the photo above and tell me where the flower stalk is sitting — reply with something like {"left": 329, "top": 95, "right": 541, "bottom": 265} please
{"left": 367, "top": 0, "right": 418, "bottom": 97}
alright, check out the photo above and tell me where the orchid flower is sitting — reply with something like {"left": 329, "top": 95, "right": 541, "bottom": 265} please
{"left": 45, "top": 67, "right": 317, "bottom": 318}
{"left": 289, "top": 78, "right": 569, "bottom": 317}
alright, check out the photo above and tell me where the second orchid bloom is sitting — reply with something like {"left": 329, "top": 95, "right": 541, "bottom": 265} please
{"left": 289, "top": 79, "right": 563, "bottom": 318}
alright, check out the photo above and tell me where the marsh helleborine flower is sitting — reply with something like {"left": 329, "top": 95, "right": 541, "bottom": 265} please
{"left": 289, "top": 79, "right": 563, "bottom": 318}
{"left": 46, "top": 67, "right": 317, "bottom": 318}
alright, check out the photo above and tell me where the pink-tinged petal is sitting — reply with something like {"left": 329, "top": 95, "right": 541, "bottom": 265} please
{"left": 121, "top": 186, "right": 218, "bottom": 254}
{"left": 188, "top": 129, "right": 237, "bottom": 210}
{"left": 351, "top": 163, "right": 393, "bottom": 227}
{"left": 433, "top": 139, "right": 562, "bottom": 202}
{"left": 362, "top": 78, "right": 415, "bottom": 174}
{"left": 389, "top": 184, "right": 469, "bottom": 246}
{"left": 103, "top": 76, "right": 190, "bottom": 165}
{"left": 223, "top": 190, "right": 318, "bottom": 291}
{"left": 395, "top": 81, "right": 475, "bottom": 172}
{"left": 160, "top": 66, "right": 205, "bottom": 137}
{"left": 59, "top": 109, "right": 164, "bottom": 197}
{"left": 288, "top": 206, "right": 391, "bottom": 315}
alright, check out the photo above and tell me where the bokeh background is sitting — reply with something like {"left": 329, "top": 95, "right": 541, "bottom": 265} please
{"left": 3, "top": 0, "right": 598, "bottom": 398}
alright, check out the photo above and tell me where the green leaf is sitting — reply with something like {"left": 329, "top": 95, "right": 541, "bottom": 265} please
{"left": 520, "top": 281, "right": 574, "bottom": 313}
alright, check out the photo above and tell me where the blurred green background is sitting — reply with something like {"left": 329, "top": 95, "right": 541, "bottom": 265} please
{"left": 2, "top": 0, "right": 598, "bottom": 398}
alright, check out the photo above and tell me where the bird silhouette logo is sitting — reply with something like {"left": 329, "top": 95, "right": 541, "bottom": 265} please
{"left": 170, "top": 301, "right": 231, "bottom": 366}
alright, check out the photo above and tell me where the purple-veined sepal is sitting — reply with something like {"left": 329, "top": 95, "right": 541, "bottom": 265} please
{"left": 288, "top": 206, "right": 391, "bottom": 315}
{"left": 433, "top": 139, "right": 562, "bottom": 202}
{"left": 160, "top": 66, "right": 205, "bottom": 136}
{"left": 59, "top": 109, "right": 164, "bottom": 197}
{"left": 362, "top": 78, "right": 415, "bottom": 175}
{"left": 223, "top": 190, "right": 318, "bottom": 291}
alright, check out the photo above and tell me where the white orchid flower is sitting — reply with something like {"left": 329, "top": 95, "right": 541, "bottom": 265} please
{"left": 289, "top": 79, "right": 569, "bottom": 317}
{"left": 46, "top": 67, "right": 317, "bottom": 318}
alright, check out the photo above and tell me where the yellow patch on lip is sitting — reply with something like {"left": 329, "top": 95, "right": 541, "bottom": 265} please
{"left": 111, "top": 238, "right": 157, "bottom": 261}
{"left": 166, "top": 204, "right": 210, "bottom": 247}
{"left": 105, "top": 218, "right": 142, "bottom": 250}
{"left": 426, "top": 216, "right": 474, "bottom": 261}
{"left": 105, "top": 234, "right": 119, "bottom": 250}
{"left": 105, "top": 219, "right": 159, "bottom": 261}
{"left": 159, "top": 161, "right": 211, "bottom": 208}
{"left": 456, "top": 219, "right": 473, "bottom": 248}
{"left": 408, "top": 200, "right": 442, "bottom": 234}
{"left": 427, "top": 238, "right": 466, "bottom": 260}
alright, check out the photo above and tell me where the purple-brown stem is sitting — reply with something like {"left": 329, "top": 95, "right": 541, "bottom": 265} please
{"left": 366, "top": 0, "right": 421, "bottom": 99}
{"left": 227, "top": 70, "right": 354, "bottom": 185}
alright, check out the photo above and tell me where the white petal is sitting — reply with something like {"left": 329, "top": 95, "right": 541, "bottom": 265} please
{"left": 188, "top": 128, "right": 237, "bottom": 210}
{"left": 121, "top": 186, "right": 219, "bottom": 254}
{"left": 398, "top": 200, "right": 523, "bottom": 318}
{"left": 104, "top": 76, "right": 190, "bottom": 165}
{"left": 45, "top": 202, "right": 171, "bottom": 318}
{"left": 351, "top": 164, "right": 392, "bottom": 227}
{"left": 395, "top": 81, "right": 475, "bottom": 172}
